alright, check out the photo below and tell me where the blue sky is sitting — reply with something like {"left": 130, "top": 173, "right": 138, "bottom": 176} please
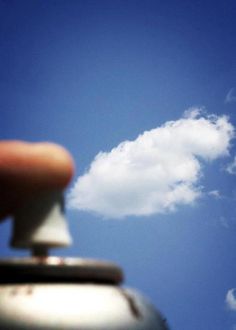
{"left": 0, "top": 1, "right": 236, "bottom": 329}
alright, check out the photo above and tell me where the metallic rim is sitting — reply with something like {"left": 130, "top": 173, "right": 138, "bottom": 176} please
{"left": 0, "top": 257, "right": 123, "bottom": 284}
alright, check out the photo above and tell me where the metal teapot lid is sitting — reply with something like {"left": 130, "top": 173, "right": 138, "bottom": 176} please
{"left": 1, "top": 190, "right": 123, "bottom": 285}
{"left": 0, "top": 186, "right": 169, "bottom": 330}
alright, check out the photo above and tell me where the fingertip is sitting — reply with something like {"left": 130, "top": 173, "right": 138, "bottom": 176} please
{"left": 0, "top": 140, "right": 76, "bottom": 220}
{"left": 32, "top": 142, "right": 75, "bottom": 188}
{"left": 0, "top": 140, "right": 75, "bottom": 190}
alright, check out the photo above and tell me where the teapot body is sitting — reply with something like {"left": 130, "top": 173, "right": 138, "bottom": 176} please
{"left": 0, "top": 283, "right": 168, "bottom": 329}
{"left": 0, "top": 258, "right": 168, "bottom": 330}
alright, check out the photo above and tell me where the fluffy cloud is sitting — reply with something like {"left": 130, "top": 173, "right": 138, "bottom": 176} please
{"left": 68, "top": 110, "right": 234, "bottom": 218}
{"left": 208, "top": 190, "right": 221, "bottom": 199}
{"left": 226, "top": 289, "right": 236, "bottom": 310}
{"left": 226, "top": 156, "right": 236, "bottom": 175}
{"left": 225, "top": 88, "right": 236, "bottom": 104}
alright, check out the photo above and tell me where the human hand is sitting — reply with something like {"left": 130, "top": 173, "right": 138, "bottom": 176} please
{"left": 0, "top": 141, "right": 74, "bottom": 221}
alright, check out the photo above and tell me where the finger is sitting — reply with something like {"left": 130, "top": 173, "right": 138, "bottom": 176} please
{"left": 0, "top": 141, "right": 75, "bottom": 219}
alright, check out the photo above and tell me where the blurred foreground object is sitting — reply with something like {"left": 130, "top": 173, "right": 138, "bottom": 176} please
{"left": 0, "top": 141, "right": 74, "bottom": 221}
{"left": 0, "top": 140, "right": 169, "bottom": 329}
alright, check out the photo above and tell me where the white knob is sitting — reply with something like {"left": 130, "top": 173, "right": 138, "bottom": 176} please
{"left": 10, "top": 190, "right": 72, "bottom": 254}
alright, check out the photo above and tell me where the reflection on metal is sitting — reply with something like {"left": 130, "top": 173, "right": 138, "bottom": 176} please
{"left": 120, "top": 288, "right": 143, "bottom": 319}
{"left": 0, "top": 257, "right": 169, "bottom": 329}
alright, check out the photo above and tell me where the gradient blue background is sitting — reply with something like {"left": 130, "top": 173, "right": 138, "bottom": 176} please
{"left": 0, "top": 1, "right": 236, "bottom": 329}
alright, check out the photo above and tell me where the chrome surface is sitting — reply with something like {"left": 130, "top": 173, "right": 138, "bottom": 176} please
{"left": 0, "top": 284, "right": 168, "bottom": 329}
{"left": 0, "top": 257, "right": 169, "bottom": 329}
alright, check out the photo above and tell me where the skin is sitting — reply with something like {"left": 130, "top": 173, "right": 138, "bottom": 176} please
{"left": 0, "top": 141, "right": 74, "bottom": 220}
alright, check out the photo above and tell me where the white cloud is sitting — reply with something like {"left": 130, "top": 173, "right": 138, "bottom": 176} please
{"left": 208, "top": 190, "right": 221, "bottom": 199}
{"left": 68, "top": 110, "right": 234, "bottom": 218}
{"left": 225, "top": 88, "right": 236, "bottom": 104}
{"left": 183, "top": 106, "right": 205, "bottom": 119}
{"left": 226, "top": 156, "right": 236, "bottom": 175}
{"left": 226, "top": 289, "right": 236, "bottom": 310}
